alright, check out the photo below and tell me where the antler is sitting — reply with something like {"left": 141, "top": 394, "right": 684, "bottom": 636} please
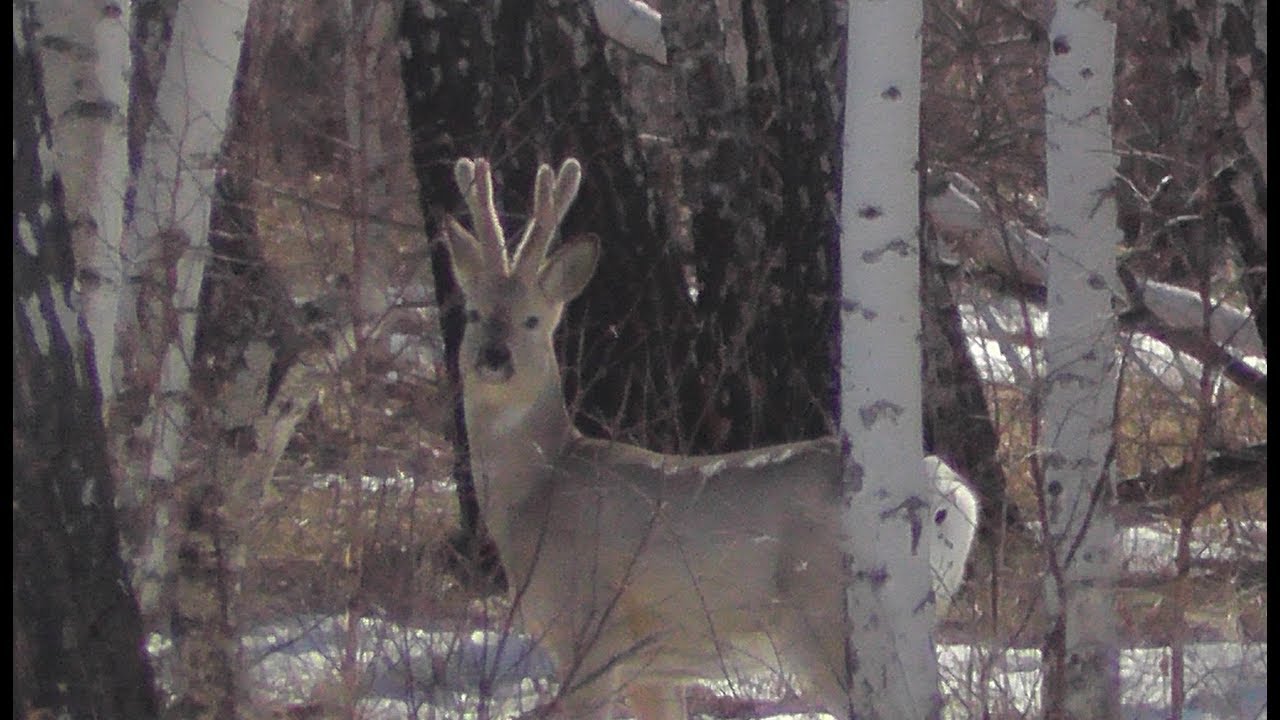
{"left": 512, "top": 158, "right": 582, "bottom": 277}
{"left": 447, "top": 157, "right": 583, "bottom": 278}
{"left": 448, "top": 158, "right": 508, "bottom": 272}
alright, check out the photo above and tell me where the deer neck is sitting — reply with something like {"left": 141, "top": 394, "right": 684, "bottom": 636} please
{"left": 462, "top": 374, "right": 577, "bottom": 537}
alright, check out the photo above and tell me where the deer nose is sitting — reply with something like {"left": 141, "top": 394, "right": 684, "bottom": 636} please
{"left": 477, "top": 345, "right": 513, "bottom": 379}
{"left": 480, "top": 345, "right": 510, "bottom": 368}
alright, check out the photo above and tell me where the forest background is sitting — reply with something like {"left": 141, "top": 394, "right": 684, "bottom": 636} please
{"left": 13, "top": 0, "right": 1265, "bottom": 718}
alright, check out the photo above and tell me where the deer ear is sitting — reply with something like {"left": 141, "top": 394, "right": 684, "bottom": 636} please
{"left": 538, "top": 233, "right": 600, "bottom": 302}
{"left": 442, "top": 215, "right": 489, "bottom": 296}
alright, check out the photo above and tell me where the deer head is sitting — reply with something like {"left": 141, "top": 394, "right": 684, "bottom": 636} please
{"left": 442, "top": 158, "right": 599, "bottom": 411}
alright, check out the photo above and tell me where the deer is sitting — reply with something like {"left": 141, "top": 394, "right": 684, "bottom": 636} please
{"left": 441, "top": 156, "right": 979, "bottom": 719}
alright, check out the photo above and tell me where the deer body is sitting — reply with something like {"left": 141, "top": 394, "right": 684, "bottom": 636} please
{"left": 444, "top": 157, "right": 978, "bottom": 719}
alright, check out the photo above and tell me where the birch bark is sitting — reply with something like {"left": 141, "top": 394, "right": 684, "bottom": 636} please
{"left": 839, "top": 0, "right": 938, "bottom": 716}
{"left": 14, "top": 3, "right": 158, "bottom": 714}
{"left": 1039, "top": 2, "right": 1124, "bottom": 716}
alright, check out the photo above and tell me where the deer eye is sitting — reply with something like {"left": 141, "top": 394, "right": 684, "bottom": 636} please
{"left": 523, "top": 316, "right": 540, "bottom": 330}
{"left": 465, "top": 309, "right": 481, "bottom": 324}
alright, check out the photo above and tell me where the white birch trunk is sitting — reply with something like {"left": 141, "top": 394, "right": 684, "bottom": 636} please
{"left": 29, "top": 0, "right": 132, "bottom": 406}
{"left": 839, "top": 1, "right": 937, "bottom": 717}
{"left": 1040, "top": 2, "right": 1123, "bottom": 717}
{"left": 119, "top": 0, "right": 249, "bottom": 618}
{"left": 15, "top": 10, "right": 160, "bottom": 710}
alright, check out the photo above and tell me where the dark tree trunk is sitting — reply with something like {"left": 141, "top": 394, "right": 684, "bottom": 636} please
{"left": 752, "top": 0, "right": 847, "bottom": 438}
{"left": 1115, "top": 0, "right": 1267, "bottom": 363}
{"left": 920, "top": 228, "right": 1012, "bottom": 533}
{"left": 646, "top": 0, "right": 844, "bottom": 451}
{"left": 13, "top": 18, "right": 159, "bottom": 719}
{"left": 1211, "top": 1, "right": 1267, "bottom": 353}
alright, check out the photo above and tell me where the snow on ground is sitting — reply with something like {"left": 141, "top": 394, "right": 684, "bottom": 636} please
{"left": 212, "top": 525, "right": 1262, "bottom": 717}
{"left": 939, "top": 643, "right": 1266, "bottom": 720}
{"left": 148, "top": 613, "right": 1265, "bottom": 719}
{"left": 145, "top": 520, "right": 1265, "bottom": 718}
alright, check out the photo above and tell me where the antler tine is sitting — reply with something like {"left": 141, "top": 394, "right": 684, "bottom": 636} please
{"left": 551, "top": 158, "right": 582, "bottom": 226}
{"left": 513, "top": 158, "right": 583, "bottom": 274}
{"left": 512, "top": 163, "right": 558, "bottom": 273}
{"left": 454, "top": 157, "right": 508, "bottom": 271}
{"left": 454, "top": 158, "right": 476, "bottom": 197}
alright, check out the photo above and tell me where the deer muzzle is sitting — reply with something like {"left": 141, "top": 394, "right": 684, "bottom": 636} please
{"left": 474, "top": 343, "right": 514, "bottom": 382}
